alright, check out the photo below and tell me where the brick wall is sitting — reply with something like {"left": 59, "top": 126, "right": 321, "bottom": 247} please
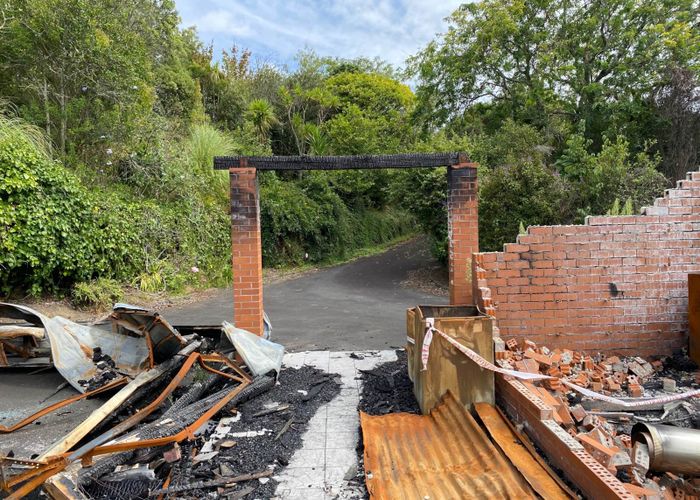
{"left": 230, "top": 167, "right": 264, "bottom": 335}
{"left": 448, "top": 164, "right": 479, "bottom": 305}
{"left": 473, "top": 170, "right": 700, "bottom": 356}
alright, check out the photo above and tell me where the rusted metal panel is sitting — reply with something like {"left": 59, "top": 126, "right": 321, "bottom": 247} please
{"left": 360, "top": 391, "right": 535, "bottom": 500}
{"left": 411, "top": 305, "right": 494, "bottom": 413}
{"left": 111, "top": 304, "right": 187, "bottom": 364}
{"left": 474, "top": 402, "right": 573, "bottom": 500}
{"left": 689, "top": 273, "right": 700, "bottom": 364}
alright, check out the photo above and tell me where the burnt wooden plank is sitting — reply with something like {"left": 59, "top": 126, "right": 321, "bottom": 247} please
{"left": 214, "top": 152, "right": 469, "bottom": 171}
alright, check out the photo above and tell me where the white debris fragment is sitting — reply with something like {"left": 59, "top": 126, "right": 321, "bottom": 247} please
{"left": 228, "top": 429, "right": 271, "bottom": 438}
{"left": 193, "top": 451, "right": 218, "bottom": 464}
{"left": 223, "top": 413, "right": 242, "bottom": 424}
{"left": 200, "top": 419, "right": 233, "bottom": 454}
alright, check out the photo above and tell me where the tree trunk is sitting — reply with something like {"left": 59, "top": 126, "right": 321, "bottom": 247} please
{"left": 59, "top": 72, "right": 66, "bottom": 154}
{"left": 42, "top": 79, "right": 51, "bottom": 136}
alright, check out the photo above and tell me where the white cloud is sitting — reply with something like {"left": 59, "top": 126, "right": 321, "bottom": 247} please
{"left": 177, "top": 0, "right": 463, "bottom": 68}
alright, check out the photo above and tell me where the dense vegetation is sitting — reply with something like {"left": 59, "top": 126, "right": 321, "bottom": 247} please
{"left": 0, "top": 0, "right": 697, "bottom": 300}
{"left": 401, "top": 0, "right": 698, "bottom": 259}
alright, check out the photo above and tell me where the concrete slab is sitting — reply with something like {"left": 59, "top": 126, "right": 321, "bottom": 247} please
{"left": 275, "top": 350, "right": 396, "bottom": 499}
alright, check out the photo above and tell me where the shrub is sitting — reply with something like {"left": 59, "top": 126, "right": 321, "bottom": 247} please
{"left": 479, "top": 162, "right": 570, "bottom": 251}
{"left": 0, "top": 114, "right": 233, "bottom": 296}
{"left": 557, "top": 134, "right": 668, "bottom": 219}
{"left": 71, "top": 278, "right": 123, "bottom": 309}
{"left": 260, "top": 171, "right": 414, "bottom": 266}
{"left": 0, "top": 119, "right": 142, "bottom": 295}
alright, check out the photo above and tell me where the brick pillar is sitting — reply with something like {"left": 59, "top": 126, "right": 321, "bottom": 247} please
{"left": 230, "top": 165, "right": 264, "bottom": 335}
{"left": 447, "top": 163, "right": 479, "bottom": 305}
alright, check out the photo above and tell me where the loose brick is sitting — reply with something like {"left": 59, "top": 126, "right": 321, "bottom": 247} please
{"left": 661, "top": 378, "right": 676, "bottom": 392}
{"left": 515, "top": 358, "right": 540, "bottom": 374}
{"left": 630, "top": 384, "right": 645, "bottom": 400}
{"left": 632, "top": 442, "right": 650, "bottom": 474}
{"left": 505, "top": 338, "right": 519, "bottom": 351}
{"left": 577, "top": 433, "right": 620, "bottom": 468}
{"left": 570, "top": 404, "right": 587, "bottom": 423}
{"left": 524, "top": 349, "right": 553, "bottom": 367}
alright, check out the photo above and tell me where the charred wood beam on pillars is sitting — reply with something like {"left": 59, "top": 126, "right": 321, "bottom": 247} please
{"left": 214, "top": 152, "right": 470, "bottom": 171}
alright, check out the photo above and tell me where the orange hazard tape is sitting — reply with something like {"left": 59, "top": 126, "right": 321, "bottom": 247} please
{"left": 423, "top": 319, "right": 700, "bottom": 409}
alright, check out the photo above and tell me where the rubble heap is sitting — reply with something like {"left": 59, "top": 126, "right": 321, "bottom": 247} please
{"left": 496, "top": 339, "right": 700, "bottom": 498}
{"left": 78, "top": 365, "right": 340, "bottom": 499}
{"left": 0, "top": 303, "right": 344, "bottom": 499}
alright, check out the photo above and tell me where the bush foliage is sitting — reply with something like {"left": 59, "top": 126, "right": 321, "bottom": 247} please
{"left": 1, "top": 0, "right": 694, "bottom": 298}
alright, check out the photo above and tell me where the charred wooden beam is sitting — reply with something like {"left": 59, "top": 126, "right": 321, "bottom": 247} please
{"left": 214, "top": 152, "right": 469, "bottom": 171}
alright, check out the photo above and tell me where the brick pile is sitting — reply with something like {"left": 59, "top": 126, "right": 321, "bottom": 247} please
{"left": 496, "top": 338, "right": 700, "bottom": 498}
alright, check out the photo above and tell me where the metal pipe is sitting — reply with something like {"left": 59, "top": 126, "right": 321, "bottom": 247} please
{"left": 631, "top": 423, "right": 700, "bottom": 475}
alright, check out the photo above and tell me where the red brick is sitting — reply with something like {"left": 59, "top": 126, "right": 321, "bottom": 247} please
{"left": 570, "top": 404, "right": 587, "bottom": 422}
{"left": 577, "top": 433, "right": 620, "bottom": 469}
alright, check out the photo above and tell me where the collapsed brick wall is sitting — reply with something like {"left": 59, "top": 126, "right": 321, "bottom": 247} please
{"left": 473, "top": 170, "right": 700, "bottom": 356}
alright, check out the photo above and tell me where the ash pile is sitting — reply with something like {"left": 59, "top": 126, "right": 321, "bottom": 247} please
{"left": 497, "top": 338, "right": 700, "bottom": 498}
{"left": 0, "top": 303, "right": 338, "bottom": 499}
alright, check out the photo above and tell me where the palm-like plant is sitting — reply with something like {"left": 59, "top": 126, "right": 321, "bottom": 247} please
{"left": 245, "top": 99, "right": 277, "bottom": 143}
{"left": 305, "top": 124, "right": 329, "bottom": 155}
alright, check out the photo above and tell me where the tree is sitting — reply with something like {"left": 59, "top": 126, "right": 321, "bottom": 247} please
{"left": 652, "top": 67, "right": 700, "bottom": 181}
{"left": 0, "top": 0, "right": 199, "bottom": 158}
{"left": 409, "top": 0, "right": 699, "bottom": 150}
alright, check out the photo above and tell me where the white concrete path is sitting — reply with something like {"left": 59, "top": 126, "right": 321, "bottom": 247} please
{"left": 273, "top": 350, "right": 397, "bottom": 500}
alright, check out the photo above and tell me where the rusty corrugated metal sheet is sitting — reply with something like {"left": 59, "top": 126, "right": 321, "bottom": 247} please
{"left": 360, "top": 391, "right": 536, "bottom": 500}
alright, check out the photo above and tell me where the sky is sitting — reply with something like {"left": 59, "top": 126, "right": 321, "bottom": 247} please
{"left": 175, "top": 0, "right": 464, "bottom": 70}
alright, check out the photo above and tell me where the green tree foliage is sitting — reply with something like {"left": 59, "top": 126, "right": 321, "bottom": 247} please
{"left": 0, "top": 0, "right": 693, "bottom": 297}
{"left": 401, "top": 0, "right": 692, "bottom": 252}
{"left": 409, "top": 0, "right": 699, "bottom": 160}
{"left": 0, "top": 116, "right": 140, "bottom": 294}
{"left": 479, "top": 162, "right": 569, "bottom": 251}
{"left": 322, "top": 71, "right": 415, "bottom": 154}
{"left": 260, "top": 171, "right": 412, "bottom": 266}
{"left": 0, "top": 0, "right": 196, "bottom": 159}
{"left": 0, "top": 5, "right": 417, "bottom": 297}
{"left": 245, "top": 99, "right": 278, "bottom": 144}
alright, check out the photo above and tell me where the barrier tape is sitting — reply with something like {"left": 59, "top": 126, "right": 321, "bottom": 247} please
{"left": 420, "top": 318, "right": 434, "bottom": 371}
{"left": 422, "top": 319, "right": 700, "bottom": 409}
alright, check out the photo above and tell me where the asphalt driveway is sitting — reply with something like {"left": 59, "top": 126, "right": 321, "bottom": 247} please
{"left": 163, "top": 238, "right": 444, "bottom": 351}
